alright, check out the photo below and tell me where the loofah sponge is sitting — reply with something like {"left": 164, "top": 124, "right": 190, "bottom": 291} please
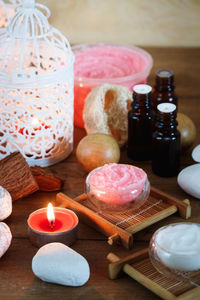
{"left": 83, "top": 84, "right": 132, "bottom": 146}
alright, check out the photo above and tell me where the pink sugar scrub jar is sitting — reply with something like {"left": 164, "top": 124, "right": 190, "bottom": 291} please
{"left": 85, "top": 163, "right": 150, "bottom": 212}
{"left": 72, "top": 43, "right": 153, "bottom": 128}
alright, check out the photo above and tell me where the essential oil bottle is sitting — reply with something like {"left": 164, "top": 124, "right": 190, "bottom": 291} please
{"left": 152, "top": 103, "right": 180, "bottom": 177}
{"left": 152, "top": 69, "right": 178, "bottom": 114}
{"left": 127, "top": 84, "right": 153, "bottom": 161}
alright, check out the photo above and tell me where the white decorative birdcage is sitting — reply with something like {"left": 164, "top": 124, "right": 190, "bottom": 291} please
{"left": 0, "top": 0, "right": 17, "bottom": 28}
{"left": 0, "top": 0, "right": 74, "bottom": 167}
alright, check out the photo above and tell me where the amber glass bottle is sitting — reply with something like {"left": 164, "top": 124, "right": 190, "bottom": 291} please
{"left": 152, "top": 103, "right": 180, "bottom": 177}
{"left": 152, "top": 69, "right": 178, "bottom": 114}
{"left": 127, "top": 84, "right": 153, "bottom": 161}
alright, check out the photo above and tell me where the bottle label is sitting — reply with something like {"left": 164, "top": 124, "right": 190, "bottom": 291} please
{"left": 157, "top": 103, "right": 176, "bottom": 113}
{"left": 133, "top": 84, "right": 152, "bottom": 94}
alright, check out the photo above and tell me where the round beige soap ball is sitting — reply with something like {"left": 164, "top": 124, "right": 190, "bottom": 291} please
{"left": 177, "top": 113, "right": 196, "bottom": 151}
{"left": 76, "top": 133, "right": 120, "bottom": 172}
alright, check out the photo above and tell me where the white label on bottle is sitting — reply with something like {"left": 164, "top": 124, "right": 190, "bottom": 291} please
{"left": 157, "top": 103, "right": 176, "bottom": 113}
{"left": 133, "top": 84, "right": 152, "bottom": 94}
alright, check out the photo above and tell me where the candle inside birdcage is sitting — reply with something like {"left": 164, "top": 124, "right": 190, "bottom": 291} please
{"left": 0, "top": 0, "right": 74, "bottom": 167}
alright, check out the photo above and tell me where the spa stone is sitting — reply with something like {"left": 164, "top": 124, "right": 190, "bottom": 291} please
{"left": 32, "top": 242, "right": 90, "bottom": 286}
{"left": 177, "top": 164, "right": 200, "bottom": 199}
{"left": 0, "top": 186, "right": 12, "bottom": 221}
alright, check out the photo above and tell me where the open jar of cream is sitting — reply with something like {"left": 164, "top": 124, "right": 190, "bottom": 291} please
{"left": 85, "top": 163, "right": 150, "bottom": 212}
{"left": 72, "top": 43, "right": 153, "bottom": 128}
{"left": 149, "top": 223, "right": 200, "bottom": 281}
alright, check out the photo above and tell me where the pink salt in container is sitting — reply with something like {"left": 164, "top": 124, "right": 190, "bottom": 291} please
{"left": 72, "top": 43, "right": 153, "bottom": 128}
{"left": 85, "top": 163, "right": 150, "bottom": 212}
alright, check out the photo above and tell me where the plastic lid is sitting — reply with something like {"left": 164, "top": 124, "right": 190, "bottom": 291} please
{"left": 133, "top": 84, "right": 152, "bottom": 94}
{"left": 157, "top": 103, "right": 176, "bottom": 113}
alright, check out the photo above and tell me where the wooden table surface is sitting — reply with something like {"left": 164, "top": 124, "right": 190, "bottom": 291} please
{"left": 1, "top": 47, "right": 200, "bottom": 300}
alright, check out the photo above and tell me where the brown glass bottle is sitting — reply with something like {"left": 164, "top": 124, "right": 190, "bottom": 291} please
{"left": 152, "top": 103, "right": 180, "bottom": 177}
{"left": 127, "top": 84, "right": 153, "bottom": 161}
{"left": 152, "top": 69, "right": 178, "bottom": 114}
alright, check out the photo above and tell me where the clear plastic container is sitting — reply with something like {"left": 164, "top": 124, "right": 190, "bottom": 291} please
{"left": 85, "top": 164, "right": 150, "bottom": 212}
{"left": 72, "top": 43, "right": 153, "bottom": 128}
{"left": 149, "top": 223, "right": 200, "bottom": 283}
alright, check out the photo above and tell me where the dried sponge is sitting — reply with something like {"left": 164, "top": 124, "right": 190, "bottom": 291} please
{"left": 83, "top": 84, "right": 132, "bottom": 146}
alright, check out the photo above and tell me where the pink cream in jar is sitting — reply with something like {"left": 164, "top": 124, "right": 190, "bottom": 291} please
{"left": 85, "top": 163, "right": 150, "bottom": 212}
{"left": 73, "top": 43, "right": 153, "bottom": 128}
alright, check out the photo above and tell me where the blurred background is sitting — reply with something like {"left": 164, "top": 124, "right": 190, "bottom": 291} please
{"left": 40, "top": 0, "right": 200, "bottom": 47}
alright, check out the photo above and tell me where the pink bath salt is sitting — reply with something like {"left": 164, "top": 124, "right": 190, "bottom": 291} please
{"left": 74, "top": 45, "right": 149, "bottom": 79}
{"left": 73, "top": 44, "right": 153, "bottom": 128}
{"left": 89, "top": 163, "right": 147, "bottom": 205}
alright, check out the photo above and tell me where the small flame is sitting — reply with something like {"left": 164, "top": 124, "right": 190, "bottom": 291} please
{"left": 47, "top": 203, "right": 55, "bottom": 228}
{"left": 32, "top": 118, "right": 39, "bottom": 126}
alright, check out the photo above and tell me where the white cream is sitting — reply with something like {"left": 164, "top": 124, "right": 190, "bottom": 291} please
{"left": 155, "top": 223, "right": 200, "bottom": 271}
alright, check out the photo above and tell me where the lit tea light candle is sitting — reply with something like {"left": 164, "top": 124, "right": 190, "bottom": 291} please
{"left": 27, "top": 204, "right": 79, "bottom": 248}
{"left": 153, "top": 223, "right": 200, "bottom": 271}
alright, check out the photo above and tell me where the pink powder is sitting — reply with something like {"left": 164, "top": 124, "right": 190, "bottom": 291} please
{"left": 89, "top": 163, "right": 147, "bottom": 205}
{"left": 73, "top": 44, "right": 153, "bottom": 128}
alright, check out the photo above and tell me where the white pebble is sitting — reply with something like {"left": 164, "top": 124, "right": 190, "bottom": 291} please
{"left": 192, "top": 144, "right": 200, "bottom": 162}
{"left": 0, "top": 186, "right": 12, "bottom": 221}
{"left": 0, "top": 222, "right": 12, "bottom": 258}
{"left": 32, "top": 243, "right": 90, "bottom": 286}
{"left": 177, "top": 164, "right": 200, "bottom": 199}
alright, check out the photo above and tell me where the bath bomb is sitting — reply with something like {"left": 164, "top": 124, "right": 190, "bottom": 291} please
{"left": 0, "top": 222, "right": 12, "bottom": 258}
{"left": 32, "top": 243, "right": 90, "bottom": 286}
{"left": 192, "top": 144, "right": 200, "bottom": 162}
{"left": 0, "top": 186, "right": 12, "bottom": 221}
{"left": 177, "top": 164, "right": 200, "bottom": 199}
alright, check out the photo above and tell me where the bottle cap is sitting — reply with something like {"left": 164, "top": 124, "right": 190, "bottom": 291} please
{"left": 133, "top": 84, "right": 152, "bottom": 94}
{"left": 156, "top": 69, "right": 173, "bottom": 78}
{"left": 157, "top": 103, "right": 176, "bottom": 113}
{"left": 155, "top": 69, "right": 174, "bottom": 87}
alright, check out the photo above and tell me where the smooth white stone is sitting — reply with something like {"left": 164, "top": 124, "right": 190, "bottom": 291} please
{"left": 177, "top": 164, "right": 200, "bottom": 199}
{"left": 192, "top": 144, "right": 200, "bottom": 162}
{"left": 0, "top": 222, "right": 12, "bottom": 258}
{"left": 32, "top": 243, "right": 90, "bottom": 286}
{"left": 0, "top": 186, "right": 12, "bottom": 221}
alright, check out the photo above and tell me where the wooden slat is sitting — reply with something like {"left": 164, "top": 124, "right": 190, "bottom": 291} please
{"left": 150, "top": 187, "right": 191, "bottom": 219}
{"left": 126, "top": 205, "right": 177, "bottom": 234}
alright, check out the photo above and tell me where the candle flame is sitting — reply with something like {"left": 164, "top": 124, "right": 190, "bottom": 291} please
{"left": 32, "top": 118, "right": 39, "bottom": 126}
{"left": 47, "top": 203, "right": 55, "bottom": 228}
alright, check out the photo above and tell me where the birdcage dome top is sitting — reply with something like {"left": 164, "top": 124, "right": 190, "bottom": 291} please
{"left": 0, "top": 0, "right": 74, "bottom": 88}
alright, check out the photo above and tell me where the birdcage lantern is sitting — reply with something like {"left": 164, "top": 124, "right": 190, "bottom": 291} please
{"left": 0, "top": 0, "right": 74, "bottom": 167}
{"left": 0, "top": 0, "right": 17, "bottom": 28}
